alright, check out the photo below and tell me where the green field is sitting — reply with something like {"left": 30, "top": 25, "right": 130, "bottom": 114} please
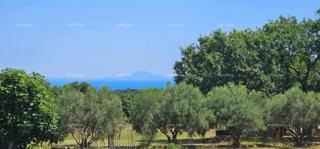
{"left": 53, "top": 126, "right": 215, "bottom": 147}
{"left": 30, "top": 126, "right": 320, "bottom": 149}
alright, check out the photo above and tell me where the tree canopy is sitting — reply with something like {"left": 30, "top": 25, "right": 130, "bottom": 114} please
{"left": 266, "top": 86, "right": 320, "bottom": 146}
{"left": 156, "top": 83, "right": 209, "bottom": 143}
{"left": 174, "top": 14, "right": 320, "bottom": 95}
{"left": 0, "top": 68, "right": 59, "bottom": 149}
{"left": 130, "top": 83, "right": 209, "bottom": 144}
{"left": 206, "top": 83, "right": 265, "bottom": 148}
{"left": 129, "top": 88, "right": 163, "bottom": 144}
{"left": 57, "top": 83, "right": 125, "bottom": 148}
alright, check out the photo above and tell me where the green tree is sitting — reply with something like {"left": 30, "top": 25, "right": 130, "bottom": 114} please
{"left": 115, "top": 89, "right": 138, "bottom": 118}
{"left": 174, "top": 11, "right": 320, "bottom": 95}
{"left": 266, "top": 87, "right": 320, "bottom": 146}
{"left": 155, "top": 83, "right": 209, "bottom": 143}
{"left": 57, "top": 88, "right": 95, "bottom": 148}
{"left": 63, "top": 82, "right": 91, "bottom": 94}
{"left": 174, "top": 29, "right": 277, "bottom": 94}
{"left": 0, "top": 68, "right": 59, "bottom": 149}
{"left": 130, "top": 89, "right": 162, "bottom": 144}
{"left": 130, "top": 83, "right": 209, "bottom": 144}
{"left": 98, "top": 87, "right": 126, "bottom": 148}
{"left": 206, "top": 84, "right": 265, "bottom": 148}
{"left": 262, "top": 16, "right": 320, "bottom": 92}
{"left": 57, "top": 83, "right": 125, "bottom": 148}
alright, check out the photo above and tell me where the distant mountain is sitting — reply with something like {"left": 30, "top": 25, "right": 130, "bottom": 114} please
{"left": 108, "top": 71, "right": 171, "bottom": 81}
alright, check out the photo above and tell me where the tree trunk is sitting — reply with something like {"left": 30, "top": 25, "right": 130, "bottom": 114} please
{"left": 2, "top": 139, "right": 20, "bottom": 149}
{"left": 166, "top": 135, "right": 172, "bottom": 143}
{"left": 229, "top": 127, "right": 241, "bottom": 148}
{"left": 80, "top": 138, "right": 89, "bottom": 149}
{"left": 8, "top": 141, "right": 14, "bottom": 149}
{"left": 232, "top": 135, "right": 240, "bottom": 148}
{"left": 289, "top": 127, "right": 305, "bottom": 146}
{"left": 301, "top": 81, "right": 309, "bottom": 92}
{"left": 294, "top": 133, "right": 304, "bottom": 146}
{"left": 161, "top": 132, "right": 172, "bottom": 143}
{"left": 172, "top": 132, "right": 178, "bottom": 144}
{"left": 108, "top": 134, "right": 115, "bottom": 149}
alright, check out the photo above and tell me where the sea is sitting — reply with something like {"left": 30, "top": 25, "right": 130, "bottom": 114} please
{"left": 48, "top": 79, "right": 174, "bottom": 90}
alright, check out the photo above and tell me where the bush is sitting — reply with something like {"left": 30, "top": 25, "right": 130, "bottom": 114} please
{"left": 168, "top": 143, "right": 178, "bottom": 149}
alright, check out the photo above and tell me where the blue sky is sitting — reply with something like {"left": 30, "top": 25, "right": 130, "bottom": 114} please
{"left": 0, "top": 0, "right": 319, "bottom": 78}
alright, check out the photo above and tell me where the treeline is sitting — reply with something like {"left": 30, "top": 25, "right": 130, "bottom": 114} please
{"left": 126, "top": 83, "right": 320, "bottom": 147}
{"left": 1, "top": 69, "right": 320, "bottom": 148}
{"left": 1, "top": 9, "right": 320, "bottom": 149}
{"left": 174, "top": 9, "right": 320, "bottom": 95}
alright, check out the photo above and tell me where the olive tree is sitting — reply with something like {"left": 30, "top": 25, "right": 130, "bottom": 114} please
{"left": 115, "top": 89, "right": 138, "bottom": 118}
{"left": 206, "top": 83, "right": 265, "bottom": 148}
{"left": 266, "top": 87, "right": 320, "bottom": 146}
{"left": 98, "top": 87, "right": 126, "bottom": 148}
{"left": 57, "top": 87, "right": 96, "bottom": 148}
{"left": 130, "top": 83, "right": 209, "bottom": 144}
{"left": 155, "top": 83, "right": 209, "bottom": 143}
{"left": 0, "top": 68, "right": 59, "bottom": 149}
{"left": 130, "top": 89, "right": 162, "bottom": 144}
{"left": 57, "top": 83, "right": 125, "bottom": 148}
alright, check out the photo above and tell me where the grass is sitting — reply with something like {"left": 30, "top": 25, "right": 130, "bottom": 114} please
{"left": 31, "top": 126, "right": 320, "bottom": 148}
{"left": 55, "top": 126, "right": 216, "bottom": 147}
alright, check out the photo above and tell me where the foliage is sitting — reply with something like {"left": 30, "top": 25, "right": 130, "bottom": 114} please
{"left": 57, "top": 87, "right": 94, "bottom": 148}
{"left": 174, "top": 13, "right": 320, "bottom": 95}
{"left": 130, "top": 83, "right": 209, "bottom": 144}
{"left": 98, "top": 87, "right": 126, "bottom": 147}
{"left": 167, "top": 143, "right": 178, "bottom": 149}
{"left": 206, "top": 83, "right": 265, "bottom": 148}
{"left": 57, "top": 83, "right": 125, "bottom": 148}
{"left": 115, "top": 89, "right": 138, "bottom": 118}
{"left": 155, "top": 83, "right": 209, "bottom": 143}
{"left": 262, "top": 16, "right": 320, "bottom": 93}
{"left": 0, "top": 68, "right": 59, "bottom": 148}
{"left": 130, "top": 88, "right": 163, "bottom": 144}
{"left": 266, "top": 86, "right": 320, "bottom": 146}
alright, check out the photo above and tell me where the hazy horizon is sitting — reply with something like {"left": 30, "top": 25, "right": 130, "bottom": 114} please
{"left": 1, "top": 0, "right": 319, "bottom": 79}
